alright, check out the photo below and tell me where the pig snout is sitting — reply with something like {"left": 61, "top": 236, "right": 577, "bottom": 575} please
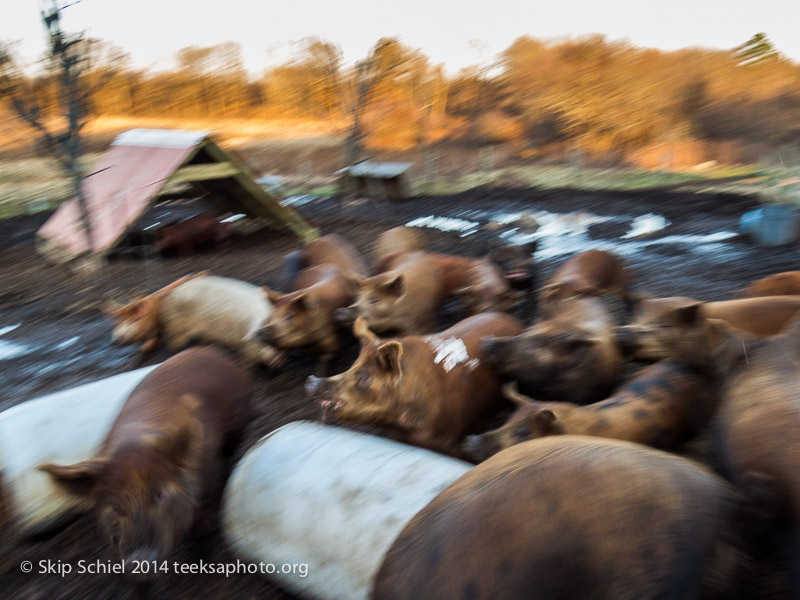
{"left": 256, "top": 324, "right": 277, "bottom": 343}
{"left": 334, "top": 306, "right": 357, "bottom": 326}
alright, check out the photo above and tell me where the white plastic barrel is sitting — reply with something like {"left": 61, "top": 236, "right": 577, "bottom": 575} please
{"left": 222, "top": 421, "right": 472, "bottom": 600}
{"left": 0, "top": 365, "right": 158, "bottom": 537}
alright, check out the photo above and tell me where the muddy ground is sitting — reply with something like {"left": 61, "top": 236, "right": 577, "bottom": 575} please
{"left": 1, "top": 184, "right": 798, "bottom": 599}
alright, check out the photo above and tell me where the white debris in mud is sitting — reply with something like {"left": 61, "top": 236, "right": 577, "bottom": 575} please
{"left": 427, "top": 336, "right": 472, "bottom": 372}
{"left": 407, "top": 216, "right": 480, "bottom": 237}
{"left": 0, "top": 340, "right": 33, "bottom": 361}
{"left": 622, "top": 214, "right": 670, "bottom": 239}
{"left": 0, "top": 324, "right": 20, "bottom": 336}
{"left": 55, "top": 336, "right": 80, "bottom": 350}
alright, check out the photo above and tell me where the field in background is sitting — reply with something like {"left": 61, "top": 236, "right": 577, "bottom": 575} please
{"left": 1, "top": 114, "right": 799, "bottom": 219}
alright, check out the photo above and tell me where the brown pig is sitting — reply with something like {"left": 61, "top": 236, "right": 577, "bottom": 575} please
{"left": 643, "top": 304, "right": 800, "bottom": 594}
{"left": 463, "top": 358, "right": 712, "bottom": 462}
{"left": 257, "top": 263, "right": 355, "bottom": 371}
{"left": 155, "top": 213, "right": 231, "bottom": 257}
{"left": 616, "top": 294, "right": 800, "bottom": 361}
{"left": 110, "top": 273, "right": 282, "bottom": 367}
{"left": 38, "top": 347, "right": 252, "bottom": 577}
{"left": 372, "top": 226, "right": 427, "bottom": 268}
{"left": 283, "top": 233, "right": 368, "bottom": 287}
{"left": 373, "top": 436, "right": 748, "bottom": 600}
{"left": 306, "top": 312, "right": 525, "bottom": 456}
{"left": 455, "top": 255, "right": 520, "bottom": 315}
{"left": 539, "top": 249, "right": 631, "bottom": 312}
{"left": 480, "top": 296, "right": 622, "bottom": 404}
{"left": 739, "top": 270, "right": 800, "bottom": 298}
{"left": 336, "top": 251, "right": 448, "bottom": 335}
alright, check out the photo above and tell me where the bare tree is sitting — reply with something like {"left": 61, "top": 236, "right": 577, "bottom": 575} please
{"left": 3, "top": 0, "right": 118, "bottom": 266}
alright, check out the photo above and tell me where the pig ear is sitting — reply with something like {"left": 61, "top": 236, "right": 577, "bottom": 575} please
{"left": 353, "top": 317, "right": 378, "bottom": 345}
{"left": 382, "top": 274, "right": 404, "bottom": 298}
{"left": 671, "top": 302, "right": 704, "bottom": 328}
{"left": 38, "top": 458, "right": 108, "bottom": 498}
{"left": 290, "top": 292, "right": 314, "bottom": 312}
{"left": 530, "top": 409, "right": 567, "bottom": 436}
{"left": 502, "top": 381, "right": 534, "bottom": 407}
{"left": 341, "top": 269, "right": 363, "bottom": 293}
{"left": 376, "top": 341, "right": 403, "bottom": 378}
{"left": 262, "top": 286, "right": 283, "bottom": 305}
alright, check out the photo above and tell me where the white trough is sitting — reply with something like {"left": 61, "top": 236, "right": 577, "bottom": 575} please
{"left": 0, "top": 365, "right": 158, "bottom": 538}
{"left": 222, "top": 421, "right": 472, "bottom": 600}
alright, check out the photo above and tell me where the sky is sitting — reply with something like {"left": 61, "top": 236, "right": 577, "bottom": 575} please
{"left": 4, "top": 0, "right": 800, "bottom": 75}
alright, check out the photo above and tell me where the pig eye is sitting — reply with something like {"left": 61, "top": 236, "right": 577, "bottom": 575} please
{"left": 154, "top": 490, "right": 166, "bottom": 505}
{"left": 285, "top": 312, "right": 296, "bottom": 321}
{"left": 369, "top": 296, "right": 379, "bottom": 305}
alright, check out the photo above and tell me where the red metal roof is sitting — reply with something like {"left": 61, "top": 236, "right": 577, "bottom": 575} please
{"left": 37, "top": 129, "right": 209, "bottom": 260}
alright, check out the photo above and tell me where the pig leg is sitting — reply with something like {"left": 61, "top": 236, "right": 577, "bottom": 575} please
{"left": 315, "top": 331, "right": 340, "bottom": 376}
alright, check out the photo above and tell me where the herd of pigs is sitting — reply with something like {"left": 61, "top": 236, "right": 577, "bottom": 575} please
{"left": 29, "top": 224, "right": 800, "bottom": 598}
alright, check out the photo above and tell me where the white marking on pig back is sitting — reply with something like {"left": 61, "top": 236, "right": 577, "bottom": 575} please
{"left": 426, "top": 336, "right": 477, "bottom": 372}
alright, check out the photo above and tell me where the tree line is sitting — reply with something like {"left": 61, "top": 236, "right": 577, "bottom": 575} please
{"left": 3, "top": 33, "right": 800, "bottom": 164}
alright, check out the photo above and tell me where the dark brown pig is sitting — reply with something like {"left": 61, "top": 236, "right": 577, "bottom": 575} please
{"left": 616, "top": 295, "right": 800, "bottom": 361}
{"left": 257, "top": 263, "right": 355, "bottom": 371}
{"left": 372, "top": 226, "right": 427, "bottom": 268}
{"left": 155, "top": 213, "right": 231, "bottom": 257}
{"left": 306, "top": 312, "right": 524, "bottom": 456}
{"left": 708, "top": 316, "right": 800, "bottom": 595}
{"left": 336, "top": 251, "right": 448, "bottom": 335}
{"left": 283, "top": 233, "right": 368, "bottom": 287}
{"left": 739, "top": 270, "right": 800, "bottom": 298}
{"left": 463, "top": 358, "right": 712, "bottom": 462}
{"left": 486, "top": 237, "right": 537, "bottom": 292}
{"left": 38, "top": 347, "right": 252, "bottom": 578}
{"left": 373, "top": 436, "right": 749, "bottom": 600}
{"left": 480, "top": 296, "right": 622, "bottom": 404}
{"left": 539, "top": 249, "right": 631, "bottom": 312}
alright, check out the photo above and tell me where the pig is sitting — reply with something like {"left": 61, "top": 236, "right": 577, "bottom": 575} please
{"left": 480, "top": 296, "right": 622, "bottom": 404}
{"left": 110, "top": 273, "right": 283, "bottom": 367}
{"left": 539, "top": 249, "right": 631, "bottom": 313}
{"left": 616, "top": 294, "right": 800, "bottom": 361}
{"left": 155, "top": 213, "right": 231, "bottom": 257}
{"left": 463, "top": 358, "right": 712, "bottom": 462}
{"left": 372, "top": 226, "right": 427, "bottom": 268}
{"left": 373, "top": 436, "right": 749, "bottom": 600}
{"left": 335, "top": 251, "right": 448, "bottom": 335}
{"left": 38, "top": 347, "right": 252, "bottom": 578}
{"left": 739, "top": 270, "right": 800, "bottom": 298}
{"left": 455, "top": 255, "right": 521, "bottom": 315}
{"left": 306, "top": 312, "right": 525, "bottom": 456}
{"left": 257, "top": 263, "right": 356, "bottom": 372}
{"left": 646, "top": 304, "right": 800, "bottom": 594}
{"left": 485, "top": 237, "right": 537, "bottom": 291}
{"left": 283, "top": 233, "right": 368, "bottom": 287}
